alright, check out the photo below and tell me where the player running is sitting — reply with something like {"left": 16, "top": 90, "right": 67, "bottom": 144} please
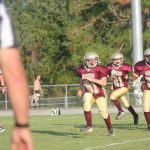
{"left": 133, "top": 48, "right": 150, "bottom": 130}
{"left": 106, "top": 52, "right": 139, "bottom": 125}
{"left": 76, "top": 52, "right": 114, "bottom": 136}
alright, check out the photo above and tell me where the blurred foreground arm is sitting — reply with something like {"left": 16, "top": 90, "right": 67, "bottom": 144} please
{"left": 0, "top": 49, "right": 33, "bottom": 150}
{"left": 0, "top": 1, "right": 32, "bottom": 150}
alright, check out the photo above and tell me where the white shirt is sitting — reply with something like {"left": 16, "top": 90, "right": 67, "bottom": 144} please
{"left": 0, "top": 1, "right": 17, "bottom": 48}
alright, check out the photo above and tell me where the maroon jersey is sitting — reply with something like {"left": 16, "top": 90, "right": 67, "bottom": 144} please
{"left": 76, "top": 64, "right": 107, "bottom": 98}
{"left": 107, "top": 63, "right": 132, "bottom": 90}
{"left": 134, "top": 60, "right": 150, "bottom": 90}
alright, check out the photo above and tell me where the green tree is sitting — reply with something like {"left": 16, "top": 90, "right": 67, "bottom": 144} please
{"left": 5, "top": 0, "right": 150, "bottom": 84}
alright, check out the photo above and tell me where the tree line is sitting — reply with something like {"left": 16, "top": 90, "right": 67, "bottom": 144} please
{"left": 5, "top": 0, "right": 150, "bottom": 84}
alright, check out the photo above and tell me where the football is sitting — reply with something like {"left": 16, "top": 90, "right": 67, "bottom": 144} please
{"left": 83, "top": 80, "right": 94, "bottom": 94}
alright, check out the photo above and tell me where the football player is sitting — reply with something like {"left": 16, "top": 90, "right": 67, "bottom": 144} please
{"left": 107, "top": 52, "right": 139, "bottom": 125}
{"left": 76, "top": 52, "right": 114, "bottom": 136}
{"left": 133, "top": 48, "right": 150, "bottom": 130}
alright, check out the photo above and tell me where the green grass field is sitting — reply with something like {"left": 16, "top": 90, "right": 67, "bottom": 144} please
{"left": 0, "top": 112, "right": 150, "bottom": 150}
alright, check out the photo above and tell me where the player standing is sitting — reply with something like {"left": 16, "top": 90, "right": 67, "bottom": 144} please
{"left": 76, "top": 52, "right": 114, "bottom": 136}
{"left": 34, "top": 75, "right": 43, "bottom": 96}
{"left": 30, "top": 74, "right": 43, "bottom": 108}
{"left": 106, "top": 52, "right": 139, "bottom": 125}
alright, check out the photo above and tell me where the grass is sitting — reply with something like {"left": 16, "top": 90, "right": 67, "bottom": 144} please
{"left": 0, "top": 112, "right": 150, "bottom": 150}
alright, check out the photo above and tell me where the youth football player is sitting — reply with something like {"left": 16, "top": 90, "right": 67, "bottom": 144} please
{"left": 133, "top": 48, "right": 150, "bottom": 130}
{"left": 76, "top": 52, "right": 114, "bottom": 136}
{"left": 107, "top": 52, "right": 139, "bottom": 125}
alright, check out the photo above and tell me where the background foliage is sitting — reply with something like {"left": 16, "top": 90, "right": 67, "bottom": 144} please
{"left": 5, "top": 0, "right": 150, "bottom": 84}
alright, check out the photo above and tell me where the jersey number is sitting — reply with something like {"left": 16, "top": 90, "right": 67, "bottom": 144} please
{"left": 114, "top": 77, "right": 124, "bottom": 87}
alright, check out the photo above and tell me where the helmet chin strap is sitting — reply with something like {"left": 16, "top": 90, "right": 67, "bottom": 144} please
{"left": 145, "top": 61, "right": 150, "bottom": 68}
{"left": 112, "top": 63, "right": 122, "bottom": 69}
{"left": 87, "top": 64, "right": 97, "bottom": 68}
{"left": 84, "top": 64, "right": 97, "bottom": 71}
{"left": 84, "top": 59, "right": 98, "bottom": 69}
{"left": 112, "top": 59, "right": 123, "bottom": 68}
{"left": 84, "top": 65, "right": 92, "bottom": 72}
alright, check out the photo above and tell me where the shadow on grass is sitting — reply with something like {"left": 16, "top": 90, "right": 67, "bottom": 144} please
{"left": 50, "top": 122, "right": 147, "bottom": 129}
{"left": 31, "top": 129, "right": 84, "bottom": 138}
{"left": 76, "top": 123, "right": 148, "bottom": 131}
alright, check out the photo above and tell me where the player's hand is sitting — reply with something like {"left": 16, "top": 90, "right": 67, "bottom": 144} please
{"left": 77, "top": 90, "right": 83, "bottom": 96}
{"left": 11, "top": 127, "right": 33, "bottom": 150}
{"left": 82, "top": 77, "right": 93, "bottom": 82}
{"left": 1, "top": 86, "right": 7, "bottom": 94}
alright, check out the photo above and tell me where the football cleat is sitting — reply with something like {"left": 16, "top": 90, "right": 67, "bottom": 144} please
{"left": 80, "top": 126, "right": 93, "bottom": 133}
{"left": 134, "top": 114, "right": 139, "bottom": 125}
{"left": 0, "top": 125, "right": 5, "bottom": 133}
{"left": 108, "top": 128, "right": 115, "bottom": 136}
{"left": 115, "top": 111, "right": 125, "bottom": 120}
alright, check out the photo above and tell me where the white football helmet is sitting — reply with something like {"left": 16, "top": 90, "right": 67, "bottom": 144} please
{"left": 144, "top": 48, "right": 150, "bottom": 63}
{"left": 83, "top": 52, "right": 100, "bottom": 68}
{"left": 111, "top": 52, "right": 124, "bottom": 67}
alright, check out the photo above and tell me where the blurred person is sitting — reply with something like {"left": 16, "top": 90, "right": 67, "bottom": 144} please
{"left": 133, "top": 48, "right": 150, "bottom": 130}
{"left": 0, "top": 1, "right": 33, "bottom": 149}
{"left": 0, "top": 69, "right": 7, "bottom": 133}
{"left": 106, "top": 52, "right": 139, "bottom": 125}
{"left": 34, "top": 75, "right": 43, "bottom": 96}
{"left": 76, "top": 52, "right": 114, "bottom": 136}
{"left": 0, "top": 69, "right": 7, "bottom": 95}
{"left": 30, "top": 75, "right": 43, "bottom": 108}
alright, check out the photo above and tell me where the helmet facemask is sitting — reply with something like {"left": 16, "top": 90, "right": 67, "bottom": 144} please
{"left": 111, "top": 52, "right": 124, "bottom": 67}
{"left": 144, "top": 48, "right": 150, "bottom": 64}
{"left": 83, "top": 52, "right": 100, "bottom": 69}
{"left": 145, "top": 55, "right": 150, "bottom": 64}
{"left": 112, "top": 58, "right": 123, "bottom": 67}
{"left": 85, "top": 58, "right": 98, "bottom": 68}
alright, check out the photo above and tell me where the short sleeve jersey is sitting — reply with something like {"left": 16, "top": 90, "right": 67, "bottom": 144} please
{"left": 0, "top": 1, "right": 17, "bottom": 49}
{"left": 134, "top": 60, "right": 150, "bottom": 90}
{"left": 107, "top": 63, "right": 132, "bottom": 90}
{"left": 76, "top": 64, "right": 107, "bottom": 98}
